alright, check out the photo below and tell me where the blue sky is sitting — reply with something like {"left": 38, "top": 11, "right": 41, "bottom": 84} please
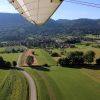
{"left": 0, "top": 0, "right": 100, "bottom": 20}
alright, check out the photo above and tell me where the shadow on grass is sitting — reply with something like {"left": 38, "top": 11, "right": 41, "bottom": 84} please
{"left": 62, "top": 64, "right": 100, "bottom": 70}
{"left": 29, "top": 65, "right": 50, "bottom": 71}
{"left": 83, "top": 64, "right": 100, "bottom": 70}
{"left": 0, "top": 67, "right": 11, "bottom": 70}
{"left": 0, "top": 67, "right": 24, "bottom": 71}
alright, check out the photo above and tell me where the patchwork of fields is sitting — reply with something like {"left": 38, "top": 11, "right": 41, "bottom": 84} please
{"left": 25, "top": 48, "right": 100, "bottom": 100}
{"left": 0, "top": 46, "right": 100, "bottom": 100}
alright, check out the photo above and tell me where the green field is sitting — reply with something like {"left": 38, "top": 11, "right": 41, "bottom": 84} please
{"left": 26, "top": 49, "right": 100, "bottom": 100}
{"left": 34, "top": 49, "right": 57, "bottom": 66}
{"left": 0, "top": 47, "right": 20, "bottom": 62}
{"left": 0, "top": 70, "right": 28, "bottom": 100}
{"left": 0, "top": 53, "right": 20, "bottom": 62}
{"left": 0, "top": 47, "right": 100, "bottom": 100}
{"left": 0, "top": 51, "right": 28, "bottom": 100}
{"left": 0, "top": 47, "right": 6, "bottom": 52}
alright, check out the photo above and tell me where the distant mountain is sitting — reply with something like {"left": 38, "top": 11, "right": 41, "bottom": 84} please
{"left": 0, "top": 13, "right": 100, "bottom": 41}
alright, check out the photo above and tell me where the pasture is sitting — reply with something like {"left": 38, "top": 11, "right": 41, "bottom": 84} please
{"left": 0, "top": 53, "right": 20, "bottom": 62}
{"left": 26, "top": 48, "right": 100, "bottom": 100}
{"left": 34, "top": 49, "right": 57, "bottom": 66}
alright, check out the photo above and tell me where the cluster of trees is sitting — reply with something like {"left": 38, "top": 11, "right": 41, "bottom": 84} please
{"left": 3, "top": 47, "right": 27, "bottom": 53}
{"left": 0, "top": 57, "right": 17, "bottom": 69}
{"left": 58, "top": 51, "right": 100, "bottom": 67}
{"left": 92, "top": 44, "right": 100, "bottom": 48}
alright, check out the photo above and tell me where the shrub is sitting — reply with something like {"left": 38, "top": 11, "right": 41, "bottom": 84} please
{"left": 43, "top": 64, "right": 49, "bottom": 67}
{"left": 70, "top": 45, "right": 76, "bottom": 48}
{"left": 26, "top": 56, "right": 34, "bottom": 66}
{"left": 51, "top": 52, "right": 60, "bottom": 57}
{"left": 96, "top": 58, "right": 100, "bottom": 65}
{"left": 12, "top": 61, "right": 17, "bottom": 67}
{"left": 32, "top": 51, "right": 35, "bottom": 55}
{"left": 58, "top": 58, "right": 70, "bottom": 66}
{"left": 84, "top": 51, "right": 95, "bottom": 64}
{"left": 5, "top": 62, "right": 11, "bottom": 68}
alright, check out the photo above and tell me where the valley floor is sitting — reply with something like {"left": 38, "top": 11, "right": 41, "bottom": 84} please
{"left": 0, "top": 47, "right": 100, "bottom": 100}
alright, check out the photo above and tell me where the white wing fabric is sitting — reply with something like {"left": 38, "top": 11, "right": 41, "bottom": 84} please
{"left": 8, "top": 0, "right": 63, "bottom": 25}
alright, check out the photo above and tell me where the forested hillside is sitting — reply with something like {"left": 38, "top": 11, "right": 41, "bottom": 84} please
{"left": 0, "top": 13, "right": 100, "bottom": 41}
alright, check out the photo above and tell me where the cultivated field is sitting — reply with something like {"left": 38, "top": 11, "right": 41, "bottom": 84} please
{"left": 0, "top": 70, "right": 28, "bottom": 100}
{"left": 0, "top": 47, "right": 28, "bottom": 100}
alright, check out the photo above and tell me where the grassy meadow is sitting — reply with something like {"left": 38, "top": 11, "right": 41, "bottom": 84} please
{"left": 25, "top": 48, "right": 100, "bottom": 100}
{"left": 34, "top": 49, "right": 57, "bottom": 66}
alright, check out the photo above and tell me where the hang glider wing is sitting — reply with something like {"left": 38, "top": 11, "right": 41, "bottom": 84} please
{"left": 8, "top": 0, "right": 63, "bottom": 25}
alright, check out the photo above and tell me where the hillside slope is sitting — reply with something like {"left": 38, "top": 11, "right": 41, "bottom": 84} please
{"left": 0, "top": 13, "right": 100, "bottom": 41}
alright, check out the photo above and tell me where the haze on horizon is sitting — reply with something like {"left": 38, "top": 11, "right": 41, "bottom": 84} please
{"left": 0, "top": 0, "right": 100, "bottom": 20}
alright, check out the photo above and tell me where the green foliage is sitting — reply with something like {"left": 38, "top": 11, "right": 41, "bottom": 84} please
{"left": 84, "top": 51, "right": 95, "bottom": 64}
{"left": 51, "top": 52, "right": 60, "bottom": 57}
{"left": 4, "top": 46, "right": 27, "bottom": 53}
{"left": 66, "top": 51, "right": 84, "bottom": 65}
{"left": 12, "top": 61, "right": 17, "bottom": 67}
{"left": 32, "top": 51, "right": 35, "bottom": 55}
{"left": 96, "top": 58, "right": 100, "bottom": 65}
{"left": 26, "top": 55, "right": 34, "bottom": 66}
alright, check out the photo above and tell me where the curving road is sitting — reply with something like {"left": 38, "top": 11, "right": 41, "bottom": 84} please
{"left": 17, "top": 53, "right": 37, "bottom": 100}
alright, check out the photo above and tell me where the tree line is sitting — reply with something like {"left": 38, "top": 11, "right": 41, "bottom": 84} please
{"left": 58, "top": 51, "right": 100, "bottom": 67}
{"left": 0, "top": 57, "right": 17, "bottom": 69}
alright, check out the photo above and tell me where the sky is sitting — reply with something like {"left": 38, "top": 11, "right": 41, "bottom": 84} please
{"left": 0, "top": 0, "right": 100, "bottom": 20}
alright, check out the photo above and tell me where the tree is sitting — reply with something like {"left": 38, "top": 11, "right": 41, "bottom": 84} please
{"left": 0, "top": 57, "right": 4, "bottom": 62}
{"left": 51, "top": 52, "right": 60, "bottom": 57}
{"left": 96, "top": 58, "right": 100, "bottom": 65}
{"left": 26, "top": 56, "right": 34, "bottom": 66}
{"left": 0, "top": 57, "right": 5, "bottom": 67}
{"left": 12, "top": 61, "right": 17, "bottom": 67}
{"left": 32, "top": 51, "right": 35, "bottom": 55}
{"left": 58, "top": 58, "right": 70, "bottom": 66}
{"left": 5, "top": 62, "right": 11, "bottom": 68}
{"left": 67, "top": 51, "right": 84, "bottom": 65}
{"left": 84, "top": 51, "right": 95, "bottom": 64}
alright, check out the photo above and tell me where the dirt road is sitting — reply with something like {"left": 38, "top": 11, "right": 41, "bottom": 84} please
{"left": 17, "top": 53, "right": 37, "bottom": 100}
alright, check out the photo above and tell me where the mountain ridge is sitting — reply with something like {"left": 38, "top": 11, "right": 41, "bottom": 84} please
{"left": 0, "top": 13, "right": 100, "bottom": 41}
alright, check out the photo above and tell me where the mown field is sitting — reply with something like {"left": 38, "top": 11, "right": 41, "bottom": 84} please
{"left": 0, "top": 47, "right": 28, "bottom": 100}
{"left": 26, "top": 48, "right": 100, "bottom": 100}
